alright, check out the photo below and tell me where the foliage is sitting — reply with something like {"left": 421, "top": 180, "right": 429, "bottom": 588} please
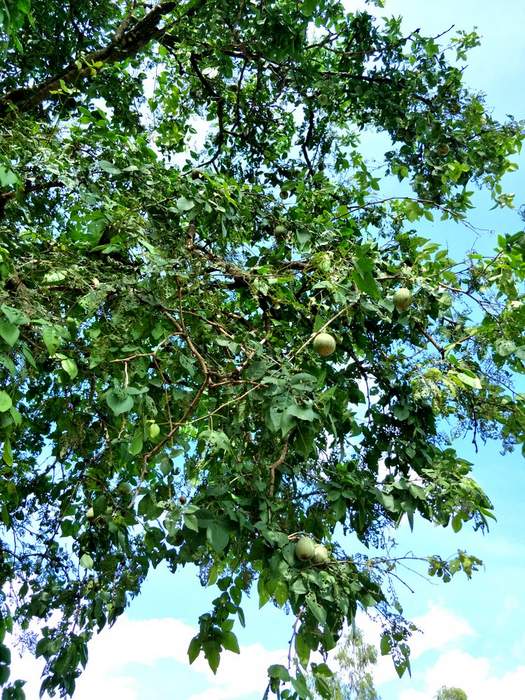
{"left": 0, "top": 0, "right": 524, "bottom": 697}
{"left": 435, "top": 687, "right": 468, "bottom": 700}
{"left": 310, "top": 627, "right": 380, "bottom": 699}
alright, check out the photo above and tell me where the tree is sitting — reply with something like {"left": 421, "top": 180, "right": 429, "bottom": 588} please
{"left": 310, "top": 628, "right": 380, "bottom": 699}
{"left": 435, "top": 687, "right": 468, "bottom": 700}
{"left": 0, "top": 0, "right": 523, "bottom": 697}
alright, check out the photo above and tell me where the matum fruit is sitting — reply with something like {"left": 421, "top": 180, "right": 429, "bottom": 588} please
{"left": 393, "top": 287, "right": 412, "bottom": 312}
{"left": 295, "top": 536, "right": 316, "bottom": 561}
{"left": 313, "top": 332, "right": 336, "bottom": 357}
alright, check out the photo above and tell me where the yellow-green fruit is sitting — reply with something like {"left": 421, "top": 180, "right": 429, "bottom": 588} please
{"left": 149, "top": 422, "right": 160, "bottom": 439}
{"left": 313, "top": 332, "right": 336, "bottom": 357}
{"left": 274, "top": 224, "right": 287, "bottom": 236}
{"left": 295, "top": 536, "right": 316, "bottom": 561}
{"left": 312, "top": 544, "right": 330, "bottom": 565}
{"left": 86, "top": 507, "right": 95, "bottom": 520}
{"left": 436, "top": 143, "right": 450, "bottom": 156}
{"left": 393, "top": 287, "right": 412, "bottom": 312}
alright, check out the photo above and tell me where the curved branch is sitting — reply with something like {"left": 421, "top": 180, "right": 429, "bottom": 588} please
{"left": 0, "top": 1, "right": 207, "bottom": 117}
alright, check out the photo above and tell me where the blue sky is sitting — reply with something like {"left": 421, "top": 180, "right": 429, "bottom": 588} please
{"left": 10, "top": 2, "right": 525, "bottom": 698}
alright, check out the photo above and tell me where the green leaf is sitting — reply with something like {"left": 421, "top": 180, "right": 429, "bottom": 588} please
{"left": 206, "top": 522, "right": 229, "bottom": 553}
{"left": 291, "top": 673, "right": 311, "bottom": 697}
{"left": 79, "top": 554, "right": 94, "bottom": 569}
{"left": 203, "top": 640, "right": 221, "bottom": 674}
{"left": 380, "top": 634, "right": 391, "bottom": 656}
{"left": 0, "top": 321, "right": 19, "bottom": 347}
{"left": 60, "top": 357, "right": 78, "bottom": 379}
{"left": 41, "top": 326, "right": 63, "bottom": 355}
{"left": 221, "top": 631, "right": 240, "bottom": 654}
{"left": 98, "top": 160, "right": 122, "bottom": 175}
{"left": 105, "top": 390, "right": 134, "bottom": 416}
{"left": 176, "top": 196, "right": 195, "bottom": 212}
{"left": 2, "top": 440, "right": 13, "bottom": 467}
{"left": 291, "top": 577, "right": 308, "bottom": 596}
{"left": 306, "top": 595, "right": 326, "bottom": 624}
{"left": 284, "top": 403, "right": 318, "bottom": 422}
{"left": 129, "top": 430, "right": 143, "bottom": 456}
{"left": 0, "top": 355, "right": 16, "bottom": 375}
{"left": 0, "top": 392, "right": 12, "bottom": 412}
{"left": 43, "top": 270, "right": 67, "bottom": 283}
{"left": 301, "top": 0, "right": 317, "bottom": 18}
{"left": 0, "top": 166, "right": 19, "bottom": 187}
{"left": 295, "top": 633, "right": 311, "bottom": 667}
{"left": 268, "top": 664, "right": 291, "bottom": 682}
{"left": 392, "top": 404, "right": 410, "bottom": 421}
{"left": 184, "top": 513, "right": 199, "bottom": 532}
{"left": 0, "top": 644, "right": 11, "bottom": 665}
{"left": 1, "top": 305, "right": 29, "bottom": 325}
{"left": 454, "top": 372, "right": 482, "bottom": 390}
{"left": 495, "top": 339, "right": 517, "bottom": 357}
{"left": 188, "top": 636, "right": 201, "bottom": 664}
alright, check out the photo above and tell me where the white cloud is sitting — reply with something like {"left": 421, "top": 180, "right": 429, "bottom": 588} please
{"left": 359, "top": 603, "right": 525, "bottom": 700}
{"left": 398, "top": 650, "right": 525, "bottom": 700}
{"left": 354, "top": 604, "right": 474, "bottom": 686}
{"left": 8, "top": 616, "right": 287, "bottom": 700}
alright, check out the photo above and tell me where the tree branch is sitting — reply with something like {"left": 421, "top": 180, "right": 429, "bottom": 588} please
{"left": 0, "top": 1, "right": 207, "bottom": 116}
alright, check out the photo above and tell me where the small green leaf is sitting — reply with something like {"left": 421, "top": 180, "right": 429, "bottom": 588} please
{"left": 98, "top": 160, "right": 122, "bottom": 175}
{"left": 188, "top": 636, "right": 200, "bottom": 664}
{"left": 129, "top": 431, "right": 143, "bottom": 456}
{"left": 0, "top": 392, "right": 12, "bottom": 412}
{"left": 43, "top": 270, "right": 67, "bottom": 283}
{"left": 42, "top": 326, "right": 62, "bottom": 355}
{"left": 2, "top": 440, "right": 13, "bottom": 467}
{"left": 285, "top": 403, "right": 318, "bottom": 422}
{"left": 105, "top": 390, "right": 134, "bottom": 416}
{"left": 495, "top": 339, "right": 517, "bottom": 357}
{"left": 392, "top": 404, "right": 410, "bottom": 421}
{"left": 455, "top": 372, "right": 482, "bottom": 390}
{"left": 79, "top": 554, "right": 94, "bottom": 569}
{"left": 184, "top": 513, "right": 199, "bottom": 532}
{"left": 301, "top": 0, "right": 317, "bottom": 18}
{"left": 268, "top": 664, "right": 291, "bottom": 682}
{"left": 207, "top": 522, "right": 229, "bottom": 553}
{"left": 60, "top": 357, "right": 78, "bottom": 379}
{"left": 221, "top": 631, "right": 240, "bottom": 654}
{"left": 203, "top": 640, "right": 220, "bottom": 674}
{"left": 0, "top": 305, "right": 29, "bottom": 325}
{"left": 0, "top": 354, "right": 16, "bottom": 375}
{"left": 176, "top": 196, "right": 195, "bottom": 212}
{"left": 306, "top": 595, "right": 326, "bottom": 624}
{"left": 0, "top": 166, "right": 19, "bottom": 187}
{"left": 0, "top": 321, "right": 19, "bottom": 347}
{"left": 380, "top": 634, "right": 391, "bottom": 656}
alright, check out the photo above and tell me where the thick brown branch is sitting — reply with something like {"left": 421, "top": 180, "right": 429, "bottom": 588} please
{"left": 0, "top": 1, "right": 207, "bottom": 116}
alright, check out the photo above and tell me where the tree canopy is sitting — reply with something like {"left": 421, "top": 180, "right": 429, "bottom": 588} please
{"left": 0, "top": 0, "right": 524, "bottom": 697}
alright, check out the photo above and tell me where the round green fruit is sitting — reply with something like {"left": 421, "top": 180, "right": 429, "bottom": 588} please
{"left": 312, "top": 544, "right": 330, "bottom": 565}
{"left": 313, "top": 332, "right": 336, "bottom": 357}
{"left": 436, "top": 143, "right": 450, "bottom": 157}
{"left": 295, "top": 536, "right": 316, "bottom": 561}
{"left": 274, "top": 224, "right": 287, "bottom": 236}
{"left": 86, "top": 507, "right": 95, "bottom": 520}
{"left": 148, "top": 422, "right": 160, "bottom": 439}
{"left": 393, "top": 287, "right": 412, "bottom": 312}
